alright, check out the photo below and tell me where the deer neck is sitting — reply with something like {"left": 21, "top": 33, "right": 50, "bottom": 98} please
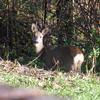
{"left": 36, "top": 45, "right": 52, "bottom": 58}
{"left": 35, "top": 42, "right": 44, "bottom": 54}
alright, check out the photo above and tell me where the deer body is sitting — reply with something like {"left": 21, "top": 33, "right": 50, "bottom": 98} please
{"left": 32, "top": 23, "right": 84, "bottom": 72}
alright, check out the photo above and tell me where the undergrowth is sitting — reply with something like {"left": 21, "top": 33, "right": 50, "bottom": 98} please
{"left": 0, "top": 67, "right": 100, "bottom": 100}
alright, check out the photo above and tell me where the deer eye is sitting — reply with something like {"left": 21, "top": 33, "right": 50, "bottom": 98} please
{"left": 39, "top": 35, "right": 43, "bottom": 38}
{"left": 40, "top": 36, "right": 42, "bottom": 38}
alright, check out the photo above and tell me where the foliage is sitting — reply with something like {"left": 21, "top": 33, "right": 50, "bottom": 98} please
{"left": 0, "top": 0, "right": 99, "bottom": 72}
{"left": 0, "top": 68, "right": 100, "bottom": 100}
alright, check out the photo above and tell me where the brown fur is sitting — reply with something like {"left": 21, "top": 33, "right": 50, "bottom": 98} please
{"left": 32, "top": 23, "right": 84, "bottom": 72}
{"left": 41, "top": 46, "right": 83, "bottom": 71}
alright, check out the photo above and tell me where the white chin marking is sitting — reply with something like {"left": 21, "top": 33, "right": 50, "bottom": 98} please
{"left": 35, "top": 43, "right": 44, "bottom": 53}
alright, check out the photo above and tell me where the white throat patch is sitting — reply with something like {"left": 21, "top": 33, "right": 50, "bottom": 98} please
{"left": 35, "top": 34, "right": 44, "bottom": 53}
{"left": 35, "top": 42, "right": 44, "bottom": 53}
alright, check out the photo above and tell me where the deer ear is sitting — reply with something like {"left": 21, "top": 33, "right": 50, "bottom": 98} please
{"left": 31, "top": 23, "right": 38, "bottom": 33}
{"left": 42, "top": 28, "right": 49, "bottom": 36}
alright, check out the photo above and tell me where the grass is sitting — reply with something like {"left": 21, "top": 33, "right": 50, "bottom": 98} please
{"left": 0, "top": 69, "right": 100, "bottom": 100}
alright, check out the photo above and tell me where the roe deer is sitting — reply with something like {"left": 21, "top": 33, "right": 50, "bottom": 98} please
{"left": 32, "top": 23, "right": 84, "bottom": 72}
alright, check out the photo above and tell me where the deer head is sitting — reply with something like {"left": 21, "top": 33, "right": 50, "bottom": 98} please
{"left": 31, "top": 23, "right": 49, "bottom": 53}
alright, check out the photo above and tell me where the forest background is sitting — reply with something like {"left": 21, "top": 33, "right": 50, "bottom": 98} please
{"left": 0, "top": 0, "right": 100, "bottom": 72}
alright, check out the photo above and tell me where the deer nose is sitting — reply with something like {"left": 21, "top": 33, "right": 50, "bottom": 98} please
{"left": 32, "top": 38, "right": 38, "bottom": 44}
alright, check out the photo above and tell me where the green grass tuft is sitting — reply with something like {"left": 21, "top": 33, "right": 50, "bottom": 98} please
{"left": 0, "top": 69, "right": 100, "bottom": 100}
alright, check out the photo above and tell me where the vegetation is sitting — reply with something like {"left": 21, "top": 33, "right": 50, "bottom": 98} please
{"left": 0, "top": 59, "right": 100, "bottom": 100}
{"left": 0, "top": 0, "right": 99, "bottom": 71}
{"left": 0, "top": 0, "right": 100, "bottom": 99}
{"left": 0, "top": 67, "right": 100, "bottom": 100}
